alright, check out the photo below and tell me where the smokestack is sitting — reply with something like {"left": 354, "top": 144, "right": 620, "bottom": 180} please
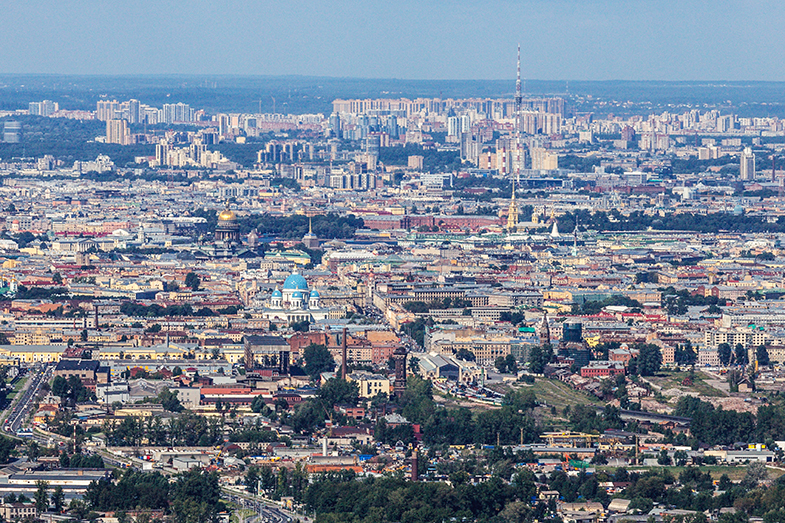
{"left": 411, "top": 450, "right": 418, "bottom": 482}
{"left": 322, "top": 437, "right": 328, "bottom": 457}
{"left": 94, "top": 304, "right": 99, "bottom": 329}
{"left": 341, "top": 327, "right": 348, "bottom": 380}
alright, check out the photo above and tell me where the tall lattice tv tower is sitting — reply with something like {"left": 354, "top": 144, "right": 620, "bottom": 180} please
{"left": 507, "top": 45, "right": 523, "bottom": 232}
{"left": 515, "top": 44, "right": 523, "bottom": 183}
{"left": 515, "top": 45, "right": 522, "bottom": 116}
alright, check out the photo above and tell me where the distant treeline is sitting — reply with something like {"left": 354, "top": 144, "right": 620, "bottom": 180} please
{"left": 559, "top": 209, "right": 785, "bottom": 234}
{"left": 0, "top": 116, "right": 154, "bottom": 166}
{"left": 675, "top": 396, "right": 785, "bottom": 446}
{"left": 379, "top": 144, "right": 462, "bottom": 173}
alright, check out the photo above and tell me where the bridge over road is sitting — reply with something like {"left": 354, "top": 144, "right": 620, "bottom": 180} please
{"left": 595, "top": 407, "right": 691, "bottom": 427}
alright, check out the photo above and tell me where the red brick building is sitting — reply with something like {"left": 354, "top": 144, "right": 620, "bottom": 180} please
{"left": 580, "top": 361, "right": 626, "bottom": 378}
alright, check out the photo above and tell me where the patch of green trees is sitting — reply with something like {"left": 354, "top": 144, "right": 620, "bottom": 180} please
{"left": 84, "top": 469, "right": 224, "bottom": 523}
{"left": 119, "top": 302, "right": 216, "bottom": 317}
{"left": 239, "top": 212, "right": 363, "bottom": 239}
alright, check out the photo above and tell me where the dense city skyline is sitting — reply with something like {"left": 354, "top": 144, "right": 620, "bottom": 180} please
{"left": 4, "top": 1, "right": 785, "bottom": 81}
{"left": 3, "top": 3, "right": 785, "bottom": 523}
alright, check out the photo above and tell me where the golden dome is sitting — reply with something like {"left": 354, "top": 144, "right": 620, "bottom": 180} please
{"left": 218, "top": 209, "right": 236, "bottom": 221}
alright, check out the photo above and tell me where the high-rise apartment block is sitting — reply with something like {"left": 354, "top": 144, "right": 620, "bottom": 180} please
{"left": 96, "top": 100, "right": 120, "bottom": 122}
{"left": 162, "top": 103, "right": 194, "bottom": 124}
{"left": 530, "top": 147, "right": 559, "bottom": 170}
{"left": 447, "top": 116, "right": 460, "bottom": 137}
{"left": 106, "top": 119, "right": 130, "bottom": 145}
{"left": 3, "top": 121, "right": 21, "bottom": 143}
{"left": 128, "top": 99, "right": 141, "bottom": 124}
{"left": 98, "top": 99, "right": 192, "bottom": 125}
{"left": 28, "top": 100, "right": 59, "bottom": 117}
{"left": 740, "top": 147, "right": 756, "bottom": 180}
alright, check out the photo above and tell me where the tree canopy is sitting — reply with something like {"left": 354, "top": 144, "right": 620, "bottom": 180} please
{"left": 303, "top": 343, "right": 336, "bottom": 379}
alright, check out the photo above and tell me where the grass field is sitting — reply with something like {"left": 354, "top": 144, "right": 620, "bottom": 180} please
{"left": 5, "top": 376, "right": 29, "bottom": 403}
{"left": 646, "top": 370, "right": 726, "bottom": 399}
{"left": 520, "top": 378, "right": 604, "bottom": 409}
{"left": 433, "top": 378, "right": 601, "bottom": 414}
{"left": 12, "top": 377, "right": 27, "bottom": 393}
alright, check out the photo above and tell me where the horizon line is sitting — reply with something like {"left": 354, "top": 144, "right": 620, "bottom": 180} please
{"left": 0, "top": 73, "right": 783, "bottom": 85}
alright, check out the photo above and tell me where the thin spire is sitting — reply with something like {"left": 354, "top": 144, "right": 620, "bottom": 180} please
{"left": 572, "top": 217, "right": 578, "bottom": 257}
{"left": 309, "top": 216, "right": 313, "bottom": 234}
{"left": 507, "top": 167, "right": 518, "bottom": 231}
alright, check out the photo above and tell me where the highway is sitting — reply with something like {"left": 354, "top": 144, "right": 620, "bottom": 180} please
{"left": 2, "top": 364, "right": 297, "bottom": 523}
{"left": 4, "top": 363, "right": 54, "bottom": 435}
{"left": 223, "top": 490, "right": 295, "bottom": 523}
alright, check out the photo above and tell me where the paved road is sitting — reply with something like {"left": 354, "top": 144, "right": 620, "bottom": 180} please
{"left": 4, "top": 363, "right": 54, "bottom": 434}
{"left": 0, "top": 372, "right": 26, "bottom": 427}
{"left": 224, "top": 491, "right": 293, "bottom": 523}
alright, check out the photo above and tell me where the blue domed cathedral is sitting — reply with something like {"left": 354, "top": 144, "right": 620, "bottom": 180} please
{"left": 260, "top": 270, "right": 331, "bottom": 323}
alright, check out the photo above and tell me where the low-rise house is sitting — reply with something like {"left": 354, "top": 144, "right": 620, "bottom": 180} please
{"left": 0, "top": 503, "right": 37, "bottom": 521}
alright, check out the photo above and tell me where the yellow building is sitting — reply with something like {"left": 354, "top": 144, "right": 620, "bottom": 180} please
{"left": 208, "top": 347, "right": 244, "bottom": 364}
{"left": 97, "top": 344, "right": 240, "bottom": 363}
{"left": 97, "top": 345, "right": 191, "bottom": 360}
{"left": 12, "top": 330, "right": 54, "bottom": 345}
{"left": 114, "top": 405, "right": 165, "bottom": 417}
{"left": 347, "top": 371, "right": 391, "bottom": 398}
{"left": 263, "top": 250, "right": 311, "bottom": 266}
{"left": 34, "top": 406, "right": 58, "bottom": 424}
{"left": 0, "top": 345, "right": 63, "bottom": 363}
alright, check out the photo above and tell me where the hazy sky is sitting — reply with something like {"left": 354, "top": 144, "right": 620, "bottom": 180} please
{"left": 2, "top": 0, "right": 783, "bottom": 81}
